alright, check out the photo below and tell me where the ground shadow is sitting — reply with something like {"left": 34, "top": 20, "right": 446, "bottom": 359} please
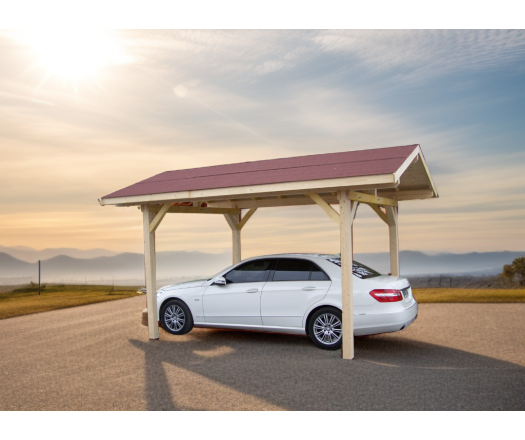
{"left": 130, "top": 329, "right": 525, "bottom": 410}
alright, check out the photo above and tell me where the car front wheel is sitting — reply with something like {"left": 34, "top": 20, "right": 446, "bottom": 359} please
{"left": 308, "top": 307, "right": 343, "bottom": 350}
{"left": 160, "top": 299, "right": 194, "bottom": 335}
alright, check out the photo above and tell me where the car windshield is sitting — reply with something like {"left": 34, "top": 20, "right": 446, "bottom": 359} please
{"left": 322, "top": 255, "right": 381, "bottom": 279}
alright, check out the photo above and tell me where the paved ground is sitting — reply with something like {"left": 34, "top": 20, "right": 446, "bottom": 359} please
{"left": 1, "top": 297, "right": 524, "bottom": 410}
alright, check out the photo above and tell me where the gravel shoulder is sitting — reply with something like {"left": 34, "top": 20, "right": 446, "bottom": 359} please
{"left": 0, "top": 297, "right": 524, "bottom": 410}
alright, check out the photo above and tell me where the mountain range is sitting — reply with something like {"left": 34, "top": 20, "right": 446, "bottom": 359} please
{"left": 0, "top": 246, "right": 523, "bottom": 285}
{"left": 0, "top": 245, "right": 119, "bottom": 263}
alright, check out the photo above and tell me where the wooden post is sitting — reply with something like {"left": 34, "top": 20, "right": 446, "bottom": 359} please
{"left": 142, "top": 205, "right": 159, "bottom": 340}
{"left": 385, "top": 206, "right": 400, "bottom": 276}
{"left": 338, "top": 190, "right": 355, "bottom": 360}
{"left": 38, "top": 260, "right": 41, "bottom": 295}
{"left": 224, "top": 212, "right": 241, "bottom": 265}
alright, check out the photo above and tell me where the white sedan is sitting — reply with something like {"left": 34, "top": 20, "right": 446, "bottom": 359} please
{"left": 156, "top": 254, "right": 418, "bottom": 350}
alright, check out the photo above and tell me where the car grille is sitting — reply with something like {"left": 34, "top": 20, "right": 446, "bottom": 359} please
{"left": 401, "top": 287, "right": 410, "bottom": 299}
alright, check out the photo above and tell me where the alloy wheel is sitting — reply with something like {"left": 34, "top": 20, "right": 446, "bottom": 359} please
{"left": 313, "top": 313, "right": 342, "bottom": 345}
{"left": 164, "top": 305, "right": 186, "bottom": 332}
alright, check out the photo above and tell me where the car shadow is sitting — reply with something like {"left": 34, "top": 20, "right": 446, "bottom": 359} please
{"left": 129, "top": 328, "right": 525, "bottom": 411}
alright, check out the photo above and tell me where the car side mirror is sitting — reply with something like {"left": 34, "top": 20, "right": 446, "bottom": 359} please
{"left": 212, "top": 276, "right": 226, "bottom": 286}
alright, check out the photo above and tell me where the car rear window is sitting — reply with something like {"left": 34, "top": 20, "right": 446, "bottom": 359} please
{"left": 273, "top": 258, "right": 311, "bottom": 281}
{"left": 324, "top": 256, "right": 381, "bottom": 279}
{"left": 269, "top": 258, "right": 331, "bottom": 282}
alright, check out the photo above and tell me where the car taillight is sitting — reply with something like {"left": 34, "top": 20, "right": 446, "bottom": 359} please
{"left": 369, "top": 289, "right": 403, "bottom": 302}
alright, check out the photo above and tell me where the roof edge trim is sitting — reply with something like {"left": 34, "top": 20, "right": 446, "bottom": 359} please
{"left": 99, "top": 173, "right": 397, "bottom": 206}
{"left": 393, "top": 145, "right": 439, "bottom": 198}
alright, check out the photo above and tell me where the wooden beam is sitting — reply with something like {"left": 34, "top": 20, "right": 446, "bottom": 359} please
{"left": 305, "top": 193, "right": 340, "bottom": 224}
{"left": 210, "top": 195, "right": 338, "bottom": 209}
{"left": 338, "top": 191, "right": 354, "bottom": 360}
{"left": 149, "top": 203, "right": 171, "bottom": 233}
{"left": 369, "top": 204, "right": 389, "bottom": 225}
{"left": 150, "top": 205, "right": 240, "bottom": 215}
{"left": 142, "top": 205, "right": 159, "bottom": 340}
{"left": 385, "top": 206, "right": 400, "bottom": 276}
{"left": 351, "top": 200, "right": 359, "bottom": 219}
{"left": 378, "top": 190, "right": 434, "bottom": 201}
{"left": 348, "top": 191, "right": 398, "bottom": 207}
{"left": 237, "top": 207, "right": 258, "bottom": 230}
{"left": 224, "top": 213, "right": 241, "bottom": 264}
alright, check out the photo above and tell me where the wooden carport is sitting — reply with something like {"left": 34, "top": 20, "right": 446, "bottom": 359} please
{"left": 99, "top": 144, "right": 438, "bottom": 359}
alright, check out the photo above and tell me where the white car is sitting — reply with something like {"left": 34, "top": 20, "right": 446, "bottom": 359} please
{"left": 156, "top": 254, "right": 418, "bottom": 350}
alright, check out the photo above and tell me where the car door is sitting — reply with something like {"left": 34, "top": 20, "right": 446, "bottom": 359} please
{"left": 261, "top": 258, "right": 332, "bottom": 328}
{"left": 203, "top": 258, "right": 275, "bottom": 325}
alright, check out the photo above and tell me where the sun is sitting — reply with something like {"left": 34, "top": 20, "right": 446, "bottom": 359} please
{"left": 16, "top": 29, "right": 128, "bottom": 81}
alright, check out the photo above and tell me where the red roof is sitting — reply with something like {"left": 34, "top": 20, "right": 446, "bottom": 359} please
{"left": 103, "top": 144, "right": 418, "bottom": 199}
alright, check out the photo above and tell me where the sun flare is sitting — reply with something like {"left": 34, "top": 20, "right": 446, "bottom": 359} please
{"left": 16, "top": 29, "right": 128, "bottom": 81}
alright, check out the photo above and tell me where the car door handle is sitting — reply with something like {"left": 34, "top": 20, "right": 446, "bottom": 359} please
{"left": 302, "top": 286, "right": 316, "bottom": 291}
{"left": 246, "top": 288, "right": 259, "bottom": 293}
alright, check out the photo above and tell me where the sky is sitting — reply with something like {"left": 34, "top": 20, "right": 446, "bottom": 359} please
{"left": 0, "top": 29, "right": 524, "bottom": 258}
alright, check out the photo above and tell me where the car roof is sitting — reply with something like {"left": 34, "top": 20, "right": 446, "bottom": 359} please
{"left": 243, "top": 253, "right": 339, "bottom": 260}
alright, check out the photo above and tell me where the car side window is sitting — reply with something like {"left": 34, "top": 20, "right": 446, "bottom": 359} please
{"left": 311, "top": 263, "right": 330, "bottom": 280}
{"left": 273, "top": 259, "right": 312, "bottom": 281}
{"left": 224, "top": 259, "right": 273, "bottom": 284}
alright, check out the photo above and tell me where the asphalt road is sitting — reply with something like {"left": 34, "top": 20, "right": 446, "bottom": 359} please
{"left": 0, "top": 297, "right": 524, "bottom": 410}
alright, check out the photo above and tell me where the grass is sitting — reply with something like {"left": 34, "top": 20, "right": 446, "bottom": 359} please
{"left": 0, "top": 284, "right": 145, "bottom": 320}
{"left": 412, "top": 288, "right": 525, "bottom": 303}
{"left": 1, "top": 284, "right": 524, "bottom": 321}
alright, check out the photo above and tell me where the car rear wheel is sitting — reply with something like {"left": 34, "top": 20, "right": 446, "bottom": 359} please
{"left": 308, "top": 307, "right": 342, "bottom": 350}
{"left": 160, "top": 299, "right": 194, "bottom": 335}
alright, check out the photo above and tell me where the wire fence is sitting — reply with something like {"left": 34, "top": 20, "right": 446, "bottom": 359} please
{"left": 0, "top": 275, "right": 208, "bottom": 288}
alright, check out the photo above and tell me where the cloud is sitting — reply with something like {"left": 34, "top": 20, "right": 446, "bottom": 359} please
{"left": 0, "top": 30, "right": 524, "bottom": 254}
{"left": 312, "top": 30, "right": 525, "bottom": 77}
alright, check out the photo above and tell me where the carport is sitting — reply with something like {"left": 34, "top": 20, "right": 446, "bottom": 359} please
{"left": 99, "top": 144, "right": 438, "bottom": 359}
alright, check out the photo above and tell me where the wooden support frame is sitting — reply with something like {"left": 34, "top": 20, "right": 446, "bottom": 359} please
{"left": 369, "top": 204, "right": 389, "bottom": 224}
{"left": 224, "top": 213, "right": 241, "bottom": 264}
{"left": 305, "top": 193, "right": 340, "bottom": 224}
{"left": 150, "top": 205, "right": 240, "bottom": 215}
{"left": 385, "top": 206, "right": 400, "bottom": 276}
{"left": 142, "top": 205, "right": 159, "bottom": 340}
{"left": 237, "top": 207, "right": 258, "bottom": 230}
{"left": 223, "top": 208, "right": 258, "bottom": 265}
{"left": 149, "top": 203, "right": 171, "bottom": 233}
{"left": 348, "top": 191, "right": 397, "bottom": 207}
{"left": 338, "top": 191, "right": 355, "bottom": 360}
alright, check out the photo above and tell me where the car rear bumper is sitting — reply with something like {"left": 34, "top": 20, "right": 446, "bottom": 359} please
{"left": 353, "top": 301, "right": 418, "bottom": 336}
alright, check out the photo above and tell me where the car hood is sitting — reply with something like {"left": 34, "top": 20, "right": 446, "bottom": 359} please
{"left": 162, "top": 279, "right": 208, "bottom": 291}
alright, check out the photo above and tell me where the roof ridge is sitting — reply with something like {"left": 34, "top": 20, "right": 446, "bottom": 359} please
{"left": 155, "top": 144, "right": 419, "bottom": 175}
{"left": 144, "top": 154, "right": 410, "bottom": 184}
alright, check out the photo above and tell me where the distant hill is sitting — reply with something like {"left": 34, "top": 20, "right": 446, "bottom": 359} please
{"left": 0, "top": 253, "right": 35, "bottom": 276}
{"left": 0, "top": 249, "right": 523, "bottom": 285}
{"left": 354, "top": 251, "right": 525, "bottom": 276}
{"left": 0, "top": 251, "right": 230, "bottom": 284}
{"left": 0, "top": 246, "right": 119, "bottom": 263}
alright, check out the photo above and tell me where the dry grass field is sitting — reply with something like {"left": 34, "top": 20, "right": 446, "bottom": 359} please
{"left": 0, "top": 284, "right": 144, "bottom": 320}
{"left": 1, "top": 284, "right": 524, "bottom": 321}
{"left": 413, "top": 288, "right": 525, "bottom": 303}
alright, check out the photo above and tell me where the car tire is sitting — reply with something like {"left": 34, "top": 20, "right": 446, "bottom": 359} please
{"left": 160, "top": 299, "right": 194, "bottom": 335}
{"left": 308, "top": 307, "right": 343, "bottom": 350}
